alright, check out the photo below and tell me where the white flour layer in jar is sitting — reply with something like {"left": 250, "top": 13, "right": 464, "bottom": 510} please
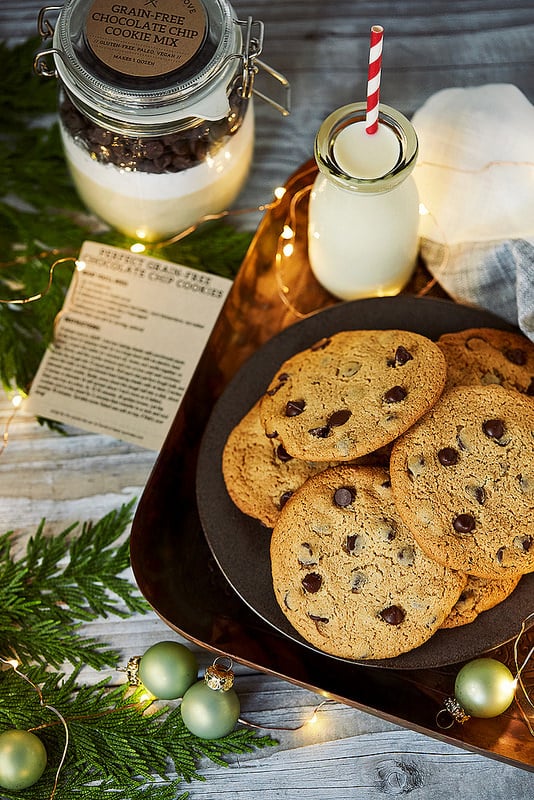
{"left": 60, "top": 109, "right": 254, "bottom": 241}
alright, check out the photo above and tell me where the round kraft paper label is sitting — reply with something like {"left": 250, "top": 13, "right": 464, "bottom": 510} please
{"left": 86, "top": 0, "right": 208, "bottom": 78}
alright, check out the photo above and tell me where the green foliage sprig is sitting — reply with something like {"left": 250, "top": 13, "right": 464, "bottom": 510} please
{"left": 0, "top": 505, "right": 275, "bottom": 799}
{"left": 0, "top": 37, "right": 254, "bottom": 392}
{"left": 0, "top": 500, "right": 146, "bottom": 670}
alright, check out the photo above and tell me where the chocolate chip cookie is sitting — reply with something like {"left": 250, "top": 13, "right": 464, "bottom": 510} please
{"left": 390, "top": 384, "right": 534, "bottom": 579}
{"left": 438, "top": 327, "right": 534, "bottom": 395}
{"left": 440, "top": 573, "right": 522, "bottom": 629}
{"left": 259, "top": 329, "right": 447, "bottom": 462}
{"left": 270, "top": 465, "right": 466, "bottom": 660}
{"left": 222, "top": 399, "right": 334, "bottom": 527}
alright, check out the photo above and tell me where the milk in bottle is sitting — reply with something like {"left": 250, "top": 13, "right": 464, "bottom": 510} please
{"left": 308, "top": 103, "right": 420, "bottom": 300}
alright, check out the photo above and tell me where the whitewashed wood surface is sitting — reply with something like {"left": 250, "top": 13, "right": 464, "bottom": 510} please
{"left": 2, "top": 1, "right": 534, "bottom": 797}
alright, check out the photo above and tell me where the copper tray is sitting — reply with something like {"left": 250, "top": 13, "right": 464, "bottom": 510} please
{"left": 130, "top": 160, "right": 534, "bottom": 771}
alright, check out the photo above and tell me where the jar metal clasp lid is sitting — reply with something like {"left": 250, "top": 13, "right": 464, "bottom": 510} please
{"left": 235, "top": 16, "right": 291, "bottom": 116}
{"left": 34, "top": 6, "right": 290, "bottom": 117}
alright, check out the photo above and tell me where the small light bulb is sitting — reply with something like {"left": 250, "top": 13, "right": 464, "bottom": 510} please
{"left": 11, "top": 394, "right": 22, "bottom": 409}
{"left": 130, "top": 243, "right": 146, "bottom": 254}
{"left": 75, "top": 259, "right": 86, "bottom": 271}
{"left": 282, "top": 242, "right": 294, "bottom": 258}
{"left": 281, "top": 225, "right": 294, "bottom": 240}
{"left": 419, "top": 203, "right": 430, "bottom": 216}
{"left": 274, "top": 186, "right": 286, "bottom": 200}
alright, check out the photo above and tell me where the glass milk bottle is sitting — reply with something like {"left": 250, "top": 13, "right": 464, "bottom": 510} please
{"left": 35, "top": 0, "right": 289, "bottom": 242}
{"left": 308, "top": 102, "right": 419, "bottom": 300}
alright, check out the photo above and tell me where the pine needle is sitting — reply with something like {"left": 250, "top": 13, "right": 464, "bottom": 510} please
{"left": 0, "top": 506, "right": 276, "bottom": 799}
{"left": 0, "top": 500, "right": 146, "bottom": 669}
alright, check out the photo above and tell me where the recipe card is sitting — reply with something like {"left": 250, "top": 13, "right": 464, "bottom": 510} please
{"left": 26, "top": 241, "right": 232, "bottom": 451}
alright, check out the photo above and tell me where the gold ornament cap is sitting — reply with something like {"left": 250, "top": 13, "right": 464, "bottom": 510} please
{"left": 204, "top": 657, "right": 234, "bottom": 691}
{"left": 125, "top": 655, "right": 142, "bottom": 686}
{"left": 436, "top": 695, "right": 471, "bottom": 729}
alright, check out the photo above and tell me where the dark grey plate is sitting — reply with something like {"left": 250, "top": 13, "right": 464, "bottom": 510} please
{"left": 196, "top": 296, "right": 532, "bottom": 669}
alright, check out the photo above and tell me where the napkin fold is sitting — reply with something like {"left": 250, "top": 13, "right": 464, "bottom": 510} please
{"left": 412, "top": 84, "right": 534, "bottom": 342}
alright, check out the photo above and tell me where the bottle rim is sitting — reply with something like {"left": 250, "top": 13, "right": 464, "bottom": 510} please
{"left": 314, "top": 102, "right": 419, "bottom": 193}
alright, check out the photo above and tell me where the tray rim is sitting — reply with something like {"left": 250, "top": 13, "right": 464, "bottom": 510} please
{"left": 130, "top": 157, "right": 534, "bottom": 771}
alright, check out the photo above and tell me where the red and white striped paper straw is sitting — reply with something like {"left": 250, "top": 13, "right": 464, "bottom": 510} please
{"left": 365, "top": 25, "right": 384, "bottom": 134}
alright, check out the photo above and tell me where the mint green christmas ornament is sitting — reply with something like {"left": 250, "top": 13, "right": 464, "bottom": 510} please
{"left": 181, "top": 658, "right": 240, "bottom": 739}
{"left": 0, "top": 729, "right": 47, "bottom": 791}
{"left": 454, "top": 657, "right": 516, "bottom": 718}
{"left": 138, "top": 641, "right": 198, "bottom": 700}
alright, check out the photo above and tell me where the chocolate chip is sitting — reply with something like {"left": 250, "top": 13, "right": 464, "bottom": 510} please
{"left": 327, "top": 409, "right": 352, "bottom": 427}
{"left": 298, "top": 543, "right": 317, "bottom": 566}
{"left": 283, "top": 590, "right": 296, "bottom": 610}
{"left": 390, "top": 345, "right": 414, "bottom": 366}
{"left": 456, "top": 427, "right": 468, "bottom": 451}
{"left": 526, "top": 378, "right": 534, "bottom": 396}
{"left": 518, "top": 473, "right": 533, "bottom": 493}
{"left": 438, "top": 447, "right": 459, "bottom": 466}
{"left": 309, "top": 425, "right": 331, "bottom": 438}
{"left": 475, "top": 486, "right": 486, "bottom": 505}
{"left": 266, "top": 373, "right": 290, "bottom": 396}
{"left": 504, "top": 347, "right": 526, "bottom": 366}
{"left": 482, "top": 418, "right": 505, "bottom": 440}
{"left": 310, "top": 337, "right": 331, "bottom": 351}
{"left": 301, "top": 572, "right": 322, "bottom": 593}
{"left": 143, "top": 140, "right": 165, "bottom": 159}
{"left": 276, "top": 444, "right": 293, "bottom": 462}
{"left": 379, "top": 605, "right": 405, "bottom": 625}
{"left": 308, "top": 613, "right": 329, "bottom": 623}
{"left": 342, "top": 533, "right": 365, "bottom": 554}
{"left": 334, "top": 486, "right": 356, "bottom": 507}
{"left": 285, "top": 399, "right": 305, "bottom": 416}
{"left": 59, "top": 82, "right": 250, "bottom": 175}
{"left": 279, "top": 491, "right": 293, "bottom": 509}
{"left": 465, "top": 484, "right": 486, "bottom": 505}
{"left": 453, "top": 513, "right": 476, "bottom": 534}
{"left": 339, "top": 361, "right": 362, "bottom": 378}
{"left": 397, "top": 546, "right": 415, "bottom": 566}
{"left": 377, "top": 519, "right": 397, "bottom": 541}
{"left": 513, "top": 535, "right": 532, "bottom": 552}
{"left": 496, "top": 547, "right": 505, "bottom": 564}
{"left": 457, "top": 589, "right": 474, "bottom": 606}
{"left": 350, "top": 570, "right": 367, "bottom": 593}
{"left": 407, "top": 455, "right": 425, "bottom": 478}
{"left": 383, "top": 385, "right": 407, "bottom": 403}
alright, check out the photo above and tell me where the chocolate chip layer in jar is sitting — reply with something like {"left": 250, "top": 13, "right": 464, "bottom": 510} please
{"left": 35, "top": 0, "right": 289, "bottom": 241}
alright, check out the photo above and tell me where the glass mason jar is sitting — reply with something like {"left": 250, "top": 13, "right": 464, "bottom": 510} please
{"left": 307, "top": 102, "right": 420, "bottom": 300}
{"left": 35, "top": 0, "right": 289, "bottom": 241}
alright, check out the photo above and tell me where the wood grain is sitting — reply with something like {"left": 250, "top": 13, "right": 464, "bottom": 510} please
{"left": 1, "top": 2, "right": 534, "bottom": 797}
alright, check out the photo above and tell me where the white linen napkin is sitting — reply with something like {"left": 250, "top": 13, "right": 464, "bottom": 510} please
{"left": 411, "top": 84, "right": 534, "bottom": 342}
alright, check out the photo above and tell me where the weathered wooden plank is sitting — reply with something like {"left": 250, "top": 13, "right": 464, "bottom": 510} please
{"left": 2, "top": 2, "right": 534, "bottom": 797}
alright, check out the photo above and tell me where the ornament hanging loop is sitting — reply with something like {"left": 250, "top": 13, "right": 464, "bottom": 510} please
{"left": 436, "top": 696, "right": 471, "bottom": 729}
{"left": 205, "top": 657, "right": 234, "bottom": 692}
